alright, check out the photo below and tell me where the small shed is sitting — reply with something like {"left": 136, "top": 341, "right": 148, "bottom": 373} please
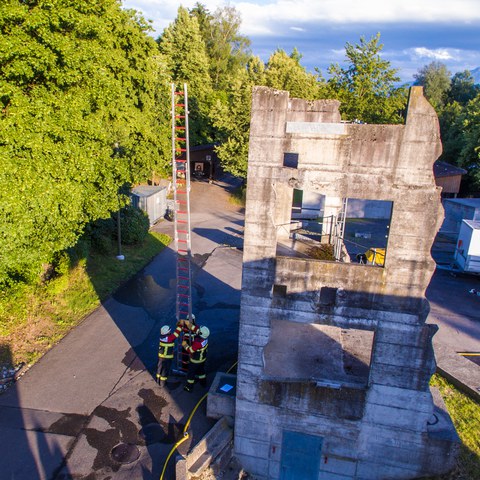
{"left": 190, "top": 144, "right": 220, "bottom": 180}
{"left": 130, "top": 185, "right": 167, "bottom": 226}
{"left": 441, "top": 198, "right": 480, "bottom": 236}
{"left": 434, "top": 161, "right": 467, "bottom": 198}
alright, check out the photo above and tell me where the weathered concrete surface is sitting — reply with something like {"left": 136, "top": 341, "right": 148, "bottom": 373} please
{"left": 235, "top": 86, "right": 459, "bottom": 479}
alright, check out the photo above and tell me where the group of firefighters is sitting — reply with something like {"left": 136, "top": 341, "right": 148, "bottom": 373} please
{"left": 156, "top": 314, "right": 210, "bottom": 392}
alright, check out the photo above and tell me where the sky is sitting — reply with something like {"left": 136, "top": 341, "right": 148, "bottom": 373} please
{"left": 121, "top": 0, "right": 480, "bottom": 83}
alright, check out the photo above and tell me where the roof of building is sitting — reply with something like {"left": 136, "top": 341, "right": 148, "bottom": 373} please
{"left": 434, "top": 160, "right": 467, "bottom": 178}
{"left": 131, "top": 185, "right": 166, "bottom": 198}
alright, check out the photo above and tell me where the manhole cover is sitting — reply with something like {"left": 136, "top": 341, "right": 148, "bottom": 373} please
{"left": 139, "top": 423, "right": 165, "bottom": 444}
{"left": 110, "top": 443, "right": 140, "bottom": 464}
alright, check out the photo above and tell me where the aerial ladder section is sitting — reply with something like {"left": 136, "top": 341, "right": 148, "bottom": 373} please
{"left": 171, "top": 83, "right": 193, "bottom": 373}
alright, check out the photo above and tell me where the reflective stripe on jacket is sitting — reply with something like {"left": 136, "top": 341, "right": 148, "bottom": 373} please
{"left": 185, "top": 338, "right": 208, "bottom": 363}
{"left": 158, "top": 326, "right": 181, "bottom": 358}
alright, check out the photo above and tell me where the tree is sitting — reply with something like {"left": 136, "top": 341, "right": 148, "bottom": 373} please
{"left": 190, "top": 3, "right": 251, "bottom": 91}
{"left": 265, "top": 48, "right": 326, "bottom": 99}
{"left": 456, "top": 93, "right": 480, "bottom": 194}
{"left": 448, "top": 70, "right": 479, "bottom": 105}
{"left": 0, "top": 0, "right": 164, "bottom": 285}
{"left": 327, "top": 33, "right": 407, "bottom": 124}
{"left": 413, "top": 61, "right": 451, "bottom": 111}
{"left": 210, "top": 56, "right": 267, "bottom": 179}
{"left": 157, "top": 6, "right": 213, "bottom": 145}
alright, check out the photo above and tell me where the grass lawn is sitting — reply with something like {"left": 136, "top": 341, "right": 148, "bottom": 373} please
{"left": 0, "top": 231, "right": 170, "bottom": 367}
{"left": 426, "top": 374, "right": 480, "bottom": 480}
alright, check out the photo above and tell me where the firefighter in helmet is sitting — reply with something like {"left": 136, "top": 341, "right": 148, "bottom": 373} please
{"left": 182, "top": 324, "right": 210, "bottom": 392}
{"left": 156, "top": 321, "right": 183, "bottom": 386}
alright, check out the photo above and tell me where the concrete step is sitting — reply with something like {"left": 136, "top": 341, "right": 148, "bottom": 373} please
{"left": 186, "top": 416, "right": 233, "bottom": 476}
{"left": 176, "top": 416, "right": 234, "bottom": 479}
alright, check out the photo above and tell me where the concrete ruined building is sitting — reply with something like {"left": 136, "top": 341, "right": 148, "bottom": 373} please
{"left": 235, "top": 86, "right": 459, "bottom": 479}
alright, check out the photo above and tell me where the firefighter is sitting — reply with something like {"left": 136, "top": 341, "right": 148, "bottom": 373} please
{"left": 156, "top": 321, "right": 183, "bottom": 386}
{"left": 182, "top": 325, "right": 210, "bottom": 392}
{"left": 180, "top": 314, "right": 196, "bottom": 371}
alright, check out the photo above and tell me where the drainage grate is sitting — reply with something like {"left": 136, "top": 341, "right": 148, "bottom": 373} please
{"left": 110, "top": 443, "right": 140, "bottom": 464}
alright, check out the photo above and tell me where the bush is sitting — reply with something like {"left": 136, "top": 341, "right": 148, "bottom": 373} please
{"left": 117, "top": 205, "right": 149, "bottom": 245}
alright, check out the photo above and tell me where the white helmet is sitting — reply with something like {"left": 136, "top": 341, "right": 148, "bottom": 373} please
{"left": 199, "top": 326, "right": 210, "bottom": 339}
{"left": 160, "top": 325, "right": 171, "bottom": 335}
{"left": 189, "top": 314, "right": 196, "bottom": 322}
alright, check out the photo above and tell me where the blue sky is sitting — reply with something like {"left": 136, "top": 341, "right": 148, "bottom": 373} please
{"left": 122, "top": 0, "right": 480, "bottom": 83}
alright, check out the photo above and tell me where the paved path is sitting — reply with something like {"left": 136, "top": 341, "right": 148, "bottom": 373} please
{"left": 0, "top": 178, "right": 244, "bottom": 480}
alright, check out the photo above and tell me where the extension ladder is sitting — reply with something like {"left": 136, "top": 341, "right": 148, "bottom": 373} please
{"left": 171, "top": 83, "right": 193, "bottom": 373}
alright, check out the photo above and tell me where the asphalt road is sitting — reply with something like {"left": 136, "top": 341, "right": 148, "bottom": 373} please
{"left": 0, "top": 176, "right": 477, "bottom": 480}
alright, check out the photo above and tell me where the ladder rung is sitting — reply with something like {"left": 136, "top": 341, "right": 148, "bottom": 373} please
{"left": 178, "top": 248, "right": 188, "bottom": 253}
{"left": 176, "top": 148, "right": 187, "bottom": 152}
{"left": 178, "top": 239, "right": 187, "bottom": 243}
{"left": 175, "top": 115, "right": 186, "bottom": 119}
{"left": 178, "top": 268, "right": 188, "bottom": 272}
{"left": 177, "top": 219, "right": 187, "bottom": 224}
{"left": 174, "top": 91, "right": 184, "bottom": 95}
{"left": 175, "top": 126, "right": 185, "bottom": 130}
{"left": 178, "top": 257, "right": 188, "bottom": 262}
{"left": 176, "top": 159, "right": 186, "bottom": 163}
{"left": 178, "top": 293, "right": 189, "bottom": 298}
{"left": 175, "top": 138, "right": 186, "bottom": 141}
{"left": 177, "top": 229, "right": 188, "bottom": 234}
{"left": 178, "top": 275, "right": 189, "bottom": 280}
{"left": 176, "top": 200, "right": 186, "bottom": 204}
{"left": 177, "top": 190, "right": 187, "bottom": 194}
{"left": 175, "top": 103, "right": 185, "bottom": 107}
{"left": 177, "top": 210, "right": 187, "bottom": 214}
{"left": 179, "top": 302, "right": 189, "bottom": 307}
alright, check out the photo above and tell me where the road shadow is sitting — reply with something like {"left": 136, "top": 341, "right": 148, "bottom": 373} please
{"left": 0, "top": 344, "right": 73, "bottom": 479}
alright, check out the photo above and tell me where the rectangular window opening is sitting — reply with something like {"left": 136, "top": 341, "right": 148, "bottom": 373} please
{"left": 276, "top": 191, "right": 393, "bottom": 268}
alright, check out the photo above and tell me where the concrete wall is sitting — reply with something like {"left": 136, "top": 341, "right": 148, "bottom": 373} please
{"left": 235, "top": 87, "right": 458, "bottom": 479}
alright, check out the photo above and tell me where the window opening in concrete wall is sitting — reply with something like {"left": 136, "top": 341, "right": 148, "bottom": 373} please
{"left": 276, "top": 190, "right": 392, "bottom": 267}
{"left": 343, "top": 198, "right": 393, "bottom": 267}
{"left": 283, "top": 152, "right": 299, "bottom": 169}
{"left": 263, "top": 320, "right": 374, "bottom": 388}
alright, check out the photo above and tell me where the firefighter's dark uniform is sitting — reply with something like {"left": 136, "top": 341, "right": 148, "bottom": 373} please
{"left": 156, "top": 324, "right": 182, "bottom": 385}
{"left": 182, "top": 329, "right": 208, "bottom": 392}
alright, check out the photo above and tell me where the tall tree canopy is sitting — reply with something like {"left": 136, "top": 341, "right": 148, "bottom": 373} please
{"left": 0, "top": 0, "right": 164, "bottom": 284}
{"left": 157, "top": 6, "right": 214, "bottom": 145}
{"left": 265, "top": 48, "right": 326, "bottom": 99}
{"left": 190, "top": 3, "right": 251, "bottom": 91}
{"left": 327, "top": 33, "right": 407, "bottom": 124}
{"left": 414, "top": 61, "right": 451, "bottom": 111}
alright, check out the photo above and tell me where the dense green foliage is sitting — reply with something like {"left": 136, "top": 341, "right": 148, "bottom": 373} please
{"left": 415, "top": 62, "right": 480, "bottom": 194}
{"left": 0, "top": 0, "right": 166, "bottom": 285}
{"left": 327, "top": 34, "right": 407, "bottom": 123}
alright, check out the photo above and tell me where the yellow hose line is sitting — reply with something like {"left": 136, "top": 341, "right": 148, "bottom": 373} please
{"left": 226, "top": 361, "right": 238, "bottom": 374}
{"left": 184, "top": 392, "right": 208, "bottom": 434}
{"left": 458, "top": 352, "right": 480, "bottom": 356}
{"left": 159, "top": 433, "right": 189, "bottom": 480}
{"left": 159, "top": 360, "right": 238, "bottom": 480}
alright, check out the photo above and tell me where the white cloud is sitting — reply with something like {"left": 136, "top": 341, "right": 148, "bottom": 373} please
{"left": 234, "top": 0, "right": 480, "bottom": 36}
{"left": 411, "top": 47, "right": 455, "bottom": 60}
{"left": 290, "top": 26, "right": 306, "bottom": 32}
{"left": 123, "top": 0, "right": 480, "bottom": 36}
